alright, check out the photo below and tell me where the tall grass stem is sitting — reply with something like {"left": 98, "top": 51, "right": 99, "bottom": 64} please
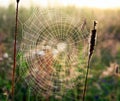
{"left": 12, "top": 0, "right": 20, "bottom": 100}
{"left": 82, "top": 21, "right": 97, "bottom": 101}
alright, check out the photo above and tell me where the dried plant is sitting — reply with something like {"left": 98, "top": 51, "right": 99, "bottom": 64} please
{"left": 100, "top": 63, "right": 119, "bottom": 78}
{"left": 12, "top": 0, "right": 20, "bottom": 100}
{"left": 82, "top": 21, "right": 97, "bottom": 101}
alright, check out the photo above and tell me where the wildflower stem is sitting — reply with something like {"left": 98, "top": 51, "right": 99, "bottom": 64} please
{"left": 12, "top": 0, "right": 19, "bottom": 100}
{"left": 82, "top": 56, "right": 91, "bottom": 101}
{"left": 82, "top": 21, "right": 97, "bottom": 101}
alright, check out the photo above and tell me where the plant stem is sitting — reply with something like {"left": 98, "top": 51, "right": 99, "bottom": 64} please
{"left": 82, "top": 21, "right": 97, "bottom": 101}
{"left": 12, "top": 0, "right": 19, "bottom": 100}
{"left": 82, "top": 56, "right": 91, "bottom": 101}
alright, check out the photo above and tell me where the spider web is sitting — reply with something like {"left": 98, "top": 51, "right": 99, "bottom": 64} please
{"left": 19, "top": 8, "right": 91, "bottom": 100}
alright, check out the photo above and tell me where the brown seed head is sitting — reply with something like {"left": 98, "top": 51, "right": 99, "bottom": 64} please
{"left": 16, "top": 0, "right": 20, "bottom": 3}
{"left": 89, "top": 21, "right": 97, "bottom": 59}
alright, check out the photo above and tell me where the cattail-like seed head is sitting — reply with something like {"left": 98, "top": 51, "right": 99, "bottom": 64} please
{"left": 83, "top": 21, "right": 97, "bottom": 101}
{"left": 16, "top": 0, "right": 20, "bottom": 3}
{"left": 89, "top": 21, "right": 97, "bottom": 59}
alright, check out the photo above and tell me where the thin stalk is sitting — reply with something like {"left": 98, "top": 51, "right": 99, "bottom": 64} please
{"left": 82, "top": 56, "right": 91, "bottom": 101}
{"left": 12, "top": 0, "right": 20, "bottom": 100}
{"left": 82, "top": 21, "right": 97, "bottom": 101}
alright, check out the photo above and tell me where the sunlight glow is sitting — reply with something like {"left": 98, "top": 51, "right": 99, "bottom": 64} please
{"left": 0, "top": 0, "right": 120, "bottom": 9}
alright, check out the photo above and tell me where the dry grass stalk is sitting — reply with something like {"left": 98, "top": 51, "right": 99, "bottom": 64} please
{"left": 11, "top": 0, "right": 20, "bottom": 100}
{"left": 82, "top": 21, "right": 97, "bottom": 101}
{"left": 81, "top": 19, "right": 86, "bottom": 31}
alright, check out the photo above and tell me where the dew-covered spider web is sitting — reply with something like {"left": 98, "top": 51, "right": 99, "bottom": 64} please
{"left": 18, "top": 8, "right": 92, "bottom": 100}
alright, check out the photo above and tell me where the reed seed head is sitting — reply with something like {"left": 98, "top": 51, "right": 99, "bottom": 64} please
{"left": 16, "top": 0, "right": 20, "bottom": 3}
{"left": 89, "top": 21, "right": 97, "bottom": 59}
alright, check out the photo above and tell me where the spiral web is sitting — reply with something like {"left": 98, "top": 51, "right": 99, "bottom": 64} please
{"left": 19, "top": 8, "right": 90, "bottom": 100}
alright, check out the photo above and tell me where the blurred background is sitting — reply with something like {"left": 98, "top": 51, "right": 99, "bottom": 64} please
{"left": 0, "top": 0, "right": 120, "bottom": 101}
